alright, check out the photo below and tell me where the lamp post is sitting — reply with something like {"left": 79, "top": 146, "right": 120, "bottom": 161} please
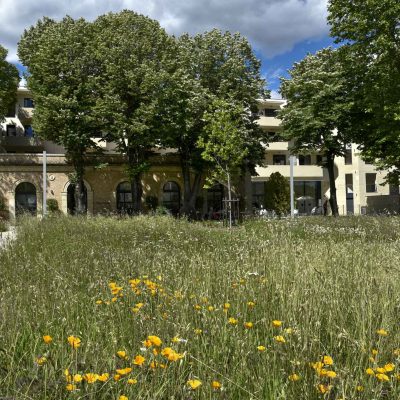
{"left": 290, "top": 155, "right": 295, "bottom": 218}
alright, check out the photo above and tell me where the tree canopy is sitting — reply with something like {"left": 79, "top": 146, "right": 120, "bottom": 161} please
{"left": 0, "top": 45, "right": 19, "bottom": 123}
{"left": 328, "top": 0, "right": 400, "bottom": 183}
{"left": 92, "top": 10, "right": 173, "bottom": 213}
{"left": 18, "top": 17, "right": 102, "bottom": 213}
{"left": 279, "top": 48, "right": 353, "bottom": 216}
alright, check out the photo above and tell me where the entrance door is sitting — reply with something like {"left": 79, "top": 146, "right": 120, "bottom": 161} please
{"left": 67, "top": 183, "right": 87, "bottom": 214}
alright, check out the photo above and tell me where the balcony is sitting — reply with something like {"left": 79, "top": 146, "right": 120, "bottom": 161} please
{"left": 254, "top": 164, "right": 324, "bottom": 179}
{"left": 0, "top": 134, "right": 44, "bottom": 149}
{"left": 258, "top": 116, "right": 281, "bottom": 128}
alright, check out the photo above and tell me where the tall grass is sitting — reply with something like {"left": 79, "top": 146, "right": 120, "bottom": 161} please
{"left": 0, "top": 216, "right": 399, "bottom": 399}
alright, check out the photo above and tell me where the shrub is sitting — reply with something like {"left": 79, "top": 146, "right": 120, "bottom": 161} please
{"left": 47, "top": 198, "right": 60, "bottom": 213}
{"left": 265, "top": 172, "right": 290, "bottom": 216}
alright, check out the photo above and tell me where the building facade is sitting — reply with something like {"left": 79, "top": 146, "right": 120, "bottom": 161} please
{"left": 0, "top": 88, "right": 398, "bottom": 219}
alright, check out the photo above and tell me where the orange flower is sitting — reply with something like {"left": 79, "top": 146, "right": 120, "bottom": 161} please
{"left": 133, "top": 355, "right": 145, "bottom": 366}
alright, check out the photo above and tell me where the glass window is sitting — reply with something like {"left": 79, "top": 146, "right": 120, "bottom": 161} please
{"left": 273, "top": 154, "right": 286, "bottom": 165}
{"left": 252, "top": 182, "right": 265, "bottom": 208}
{"left": 345, "top": 174, "right": 353, "bottom": 198}
{"left": 23, "top": 98, "right": 35, "bottom": 108}
{"left": 298, "top": 155, "right": 312, "bottom": 165}
{"left": 24, "top": 125, "right": 34, "bottom": 137}
{"left": 365, "top": 173, "right": 377, "bottom": 193}
{"left": 6, "top": 125, "right": 17, "bottom": 136}
{"left": 264, "top": 108, "right": 277, "bottom": 117}
{"left": 116, "top": 181, "right": 133, "bottom": 214}
{"left": 15, "top": 182, "right": 37, "bottom": 215}
{"left": 344, "top": 145, "right": 352, "bottom": 165}
{"left": 162, "top": 181, "right": 180, "bottom": 215}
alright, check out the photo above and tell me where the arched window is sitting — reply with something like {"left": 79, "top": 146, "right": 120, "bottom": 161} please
{"left": 15, "top": 182, "right": 37, "bottom": 215}
{"left": 162, "top": 181, "right": 180, "bottom": 215}
{"left": 116, "top": 181, "right": 133, "bottom": 214}
{"left": 67, "top": 183, "right": 87, "bottom": 215}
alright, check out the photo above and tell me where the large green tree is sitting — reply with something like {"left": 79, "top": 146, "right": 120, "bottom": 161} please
{"left": 0, "top": 45, "right": 19, "bottom": 123}
{"left": 279, "top": 48, "right": 353, "bottom": 216}
{"left": 328, "top": 0, "right": 400, "bottom": 183}
{"left": 161, "top": 30, "right": 267, "bottom": 217}
{"left": 92, "top": 11, "right": 173, "bottom": 213}
{"left": 199, "top": 98, "right": 250, "bottom": 227}
{"left": 18, "top": 17, "right": 102, "bottom": 214}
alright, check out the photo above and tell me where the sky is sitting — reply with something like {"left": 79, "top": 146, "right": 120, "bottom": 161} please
{"left": 0, "top": 0, "right": 332, "bottom": 98}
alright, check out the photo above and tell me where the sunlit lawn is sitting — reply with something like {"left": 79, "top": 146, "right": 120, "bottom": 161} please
{"left": 0, "top": 215, "right": 399, "bottom": 399}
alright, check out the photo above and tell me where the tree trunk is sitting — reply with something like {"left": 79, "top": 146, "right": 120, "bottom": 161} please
{"left": 326, "top": 152, "right": 339, "bottom": 217}
{"left": 130, "top": 173, "right": 143, "bottom": 214}
{"left": 180, "top": 157, "right": 202, "bottom": 220}
{"left": 127, "top": 148, "right": 144, "bottom": 215}
{"left": 227, "top": 172, "right": 232, "bottom": 229}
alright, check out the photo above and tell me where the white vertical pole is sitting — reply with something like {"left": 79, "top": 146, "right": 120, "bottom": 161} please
{"left": 43, "top": 150, "right": 47, "bottom": 217}
{"left": 290, "top": 155, "right": 295, "bottom": 218}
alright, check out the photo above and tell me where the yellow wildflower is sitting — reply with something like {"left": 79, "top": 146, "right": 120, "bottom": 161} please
{"left": 274, "top": 335, "right": 285, "bottom": 343}
{"left": 284, "top": 328, "right": 293, "bottom": 334}
{"left": 43, "top": 335, "right": 52, "bottom": 344}
{"left": 114, "top": 374, "right": 121, "bottom": 381}
{"left": 127, "top": 378, "right": 138, "bottom": 384}
{"left": 326, "top": 370, "right": 337, "bottom": 379}
{"left": 148, "top": 335, "right": 162, "bottom": 347}
{"left": 95, "top": 300, "right": 102, "bottom": 304}
{"left": 207, "top": 306, "right": 214, "bottom": 311}
{"left": 212, "top": 380, "right": 222, "bottom": 389}
{"left": 187, "top": 379, "right": 202, "bottom": 390}
{"left": 117, "top": 350, "right": 128, "bottom": 359}
{"left": 384, "top": 363, "right": 395, "bottom": 372}
{"left": 372, "top": 349, "right": 378, "bottom": 356}
{"left": 257, "top": 345, "right": 266, "bottom": 352}
{"left": 323, "top": 355, "right": 333, "bottom": 365}
{"left": 194, "top": 329, "right": 202, "bottom": 335}
{"left": 366, "top": 368, "right": 375, "bottom": 375}
{"left": 228, "top": 317, "right": 238, "bottom": 325}
{"left": 247, "top": 301, "right": 256, "bottom": 308}
{"left": 376, "top": 373, "right": 389, "bottom": 382}
{"left": 377, "top": 329, "right": 388, "bottom": 336}
{"left": 36, "top": 356, "right": 47, "bottom": 366}
{"left": 98, "top": 373, "right": 109, "bottom": 382}
{"left": 119, "top": 396, "right": 128, "bottom": 400}
{"left": 116, "top": 367, "right": 132, "bottom": 375}
{"left": 84, "top": 373, "right": 98, "bottom": 384}
{"left": 356, "top": 385, "right": 364, "bottom": 392}
{"left": 289, "top": 373, "right": 300, "bottom": 381}
{"left": 73, "top": 374, "right": 83, "bottom": 383}
{"left": 66, "top": 384, "right": 76, "bottom": 391}
{"left": 133, "top": 355, "right": 145, "bottom": 366}
{"left": 67, "top": 336, "right": 81, "bottom": 349}
{"left": 272, "top": 320, "right": 282, "bottom": 328}
{"left": 317, "top": 384, "right": 332, "bottom": 394}
{"left": 376, "top": 367, "right": 386, "bottom": 374}
{"left": 244, "top": 322, "right": 253, "bottom": 329}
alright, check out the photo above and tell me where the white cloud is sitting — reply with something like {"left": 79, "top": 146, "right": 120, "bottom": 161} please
{"left": 0, "top": 0, "right": 328, "bottom": 63}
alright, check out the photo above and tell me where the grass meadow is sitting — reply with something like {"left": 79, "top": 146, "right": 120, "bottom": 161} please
{"left": 0, "top": 215, "right": 400, "bottom": 400}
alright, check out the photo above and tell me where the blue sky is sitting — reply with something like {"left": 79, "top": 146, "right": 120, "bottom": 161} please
{"left": 1, "top": 0, "right": 330, "bottom": 98}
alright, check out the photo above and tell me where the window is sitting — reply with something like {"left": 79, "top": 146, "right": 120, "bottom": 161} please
{"left": 273, "top": 154, "right": 286, "bottom": 165}
{"left": 162, "top": 181, "right": 180, "bottom": 215}
{"left": 264, "top": 108, "right": 277, "bottom": 117}
{"left": 252, "top": 182, "right": 265, "bottom": 208}
{"left": 23, "top": 98, "right": 35, "bottom": 108}
{"left": 316, "top": 155, "right": 323, "bottom": 165}
{"left": 365, "top": 173, "right": 377, "bottom": 193}
{"left": 6, "top": 125, "right": 16, "bottom": 136}
{"left": 344, "top": 145, "right": 352, "bottom": 165}
{"left": 15, "top": 182, "right": 37, "bottom": 216}
{"left": 345, "top": 174, "right": 353, "bottom": 197}
{"left": 298, "top": 155, "right": 312, "bottom": 165}
{"left": 24, "top": 125, "right": 34, "bottom": 137}
{"left": 116, "top": 181, "right": 133, "bottom": 214}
